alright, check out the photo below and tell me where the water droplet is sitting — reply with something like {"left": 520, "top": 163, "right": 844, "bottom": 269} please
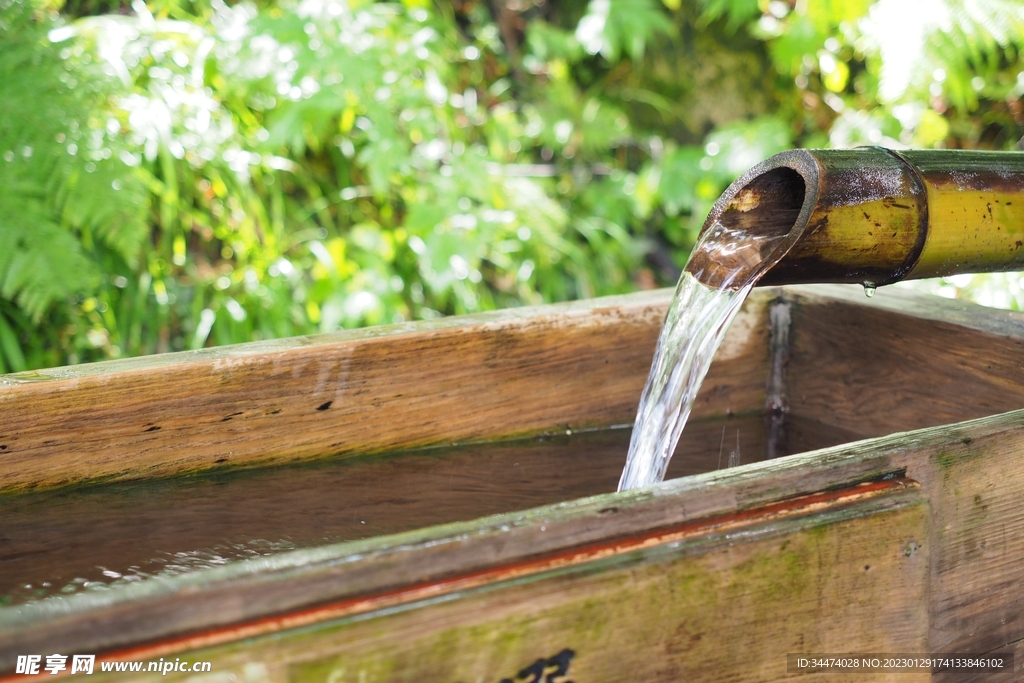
{"left": 863, "top": 283, "right": 876, "bottom": 298}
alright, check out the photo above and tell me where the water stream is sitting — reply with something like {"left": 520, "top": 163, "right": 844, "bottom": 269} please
{"left": 618, "top": 219, "right": 792, "bottom": 491}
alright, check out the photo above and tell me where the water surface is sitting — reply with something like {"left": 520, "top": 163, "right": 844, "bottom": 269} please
{"left": 0, "top": 414, "right": 857, "bottom": 606}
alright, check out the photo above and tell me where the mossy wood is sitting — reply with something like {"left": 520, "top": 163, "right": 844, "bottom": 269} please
{"left": 82, "top": 480, "right": 932, "bottom": 683}
{"left": 3, "top": 285, "right": 1024, "bottom": 680}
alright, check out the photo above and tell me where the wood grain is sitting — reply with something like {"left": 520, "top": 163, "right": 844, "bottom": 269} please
{"left": 782, "top": 285, "right": 1024, "bottom": 667}
{"left": 784, "top": 283, "right": 1024, "bottom": 437}
{"left": 5, "top": 386, "right": 1024, "bottom": 678}
{"left": 898, "top": 424, "right": 1024, "bottom": 661}
{"left": 0, "top": 411, "right": 912, "bottom": 670}
{"left": 6, "top": 283, "right": 1024, "bottom": 679}
{"left": 73, "top": 480, "right": 933, "bottom": 683}
{"left": 0, "top": 289, "right": 772, "bottom": 494}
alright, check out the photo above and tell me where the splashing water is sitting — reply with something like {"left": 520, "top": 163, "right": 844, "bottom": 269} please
{"left": 618, "top": 220, "right": 790, "bottom": 491}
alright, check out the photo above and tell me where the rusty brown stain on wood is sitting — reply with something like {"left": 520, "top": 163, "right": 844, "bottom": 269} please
{"left": 0, "top": 424, "right": 904, "bottom": 668}
{"left": 0, "top": 289, "right": 772, "bottom": 494}
{"left": 0, "top": 414, "right": 854, "bottom": 603}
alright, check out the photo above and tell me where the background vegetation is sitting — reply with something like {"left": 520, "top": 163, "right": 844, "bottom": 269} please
{"left": 2, "top": 0, "right": 1023, "bottom": 371}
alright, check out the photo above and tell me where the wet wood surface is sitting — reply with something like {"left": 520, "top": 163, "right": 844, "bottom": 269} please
{"left": 0, "top": 409, "right": 909, "bottom": 670}
{"left": 0, "top": 289, "right": 772, "bottom": 494}
{"left": 87, "top": 478, "right": 931, "bottom": 683}
{"left": 895, "top": 422, "right": 1024, "bottom": 671}
{"left": 3, "top": 413, "right": 855, "bottom": 606}
{"left": 887, "top": 412, "right": 1024, "bottom": 681}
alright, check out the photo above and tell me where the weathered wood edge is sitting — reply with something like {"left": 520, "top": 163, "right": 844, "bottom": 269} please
{"left": 0, "top": 288, "right": 772, "bottom": 493}
{"left": 90, "top": 484, "right": 932, "bottom": 683}
{"left": 0, "top": 482, "right": 930, "bottom": 682}
{"left": 2, "top": 283, "right": 1005, "bottom": 495}
{"left": 783, "top": 282, "right": 1024, "bottom": 441}
{"left": 0, "top": 471, "right": 926, "bottom": 670}
{"left": 7, "top": 406, "right": 1022, "bottom": 667}
{"left": 0, "top": 291, "right": 675, "bottom": 386}
{"left": 764, "top": 283, "right": 1024, "bottom": 667}
{"left": 786, "top": 282, "right": 1024, "bottom": 338}
{"left": 3, "top": 283, "right": 1022, "bottom": 665}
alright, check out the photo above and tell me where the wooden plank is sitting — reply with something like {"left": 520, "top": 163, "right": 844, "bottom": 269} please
{"left": 781, "top": 285, "right": 1024, "bottom": 661}
{"left": 73, "top": 480, "right": 933, "bottom": 683}
{"left": 1, "top": 411, "right": 859, "bottom": 606}
{"left": 2, "top": 395, "right": 1024, "bottom": 679}
{"left": 5, "top": 282, "right": 1024, "bottom": 677}
{"left": 784, "top": 283, "right": 1024, "bottom": 437}
{"left": 896, "top": 422, "right": 1024, "bottom": 658}
{"left": 0, "top": 289, "right": 772, "bottom": 494}
{"left": 0, "top": 410, "right": 912, "bottom": 670}
{"left": 973, "top": 639, "right": 1024, "bottom": 683}
{"left": 6, "top": 389, "right": 1024, "bottom": 676}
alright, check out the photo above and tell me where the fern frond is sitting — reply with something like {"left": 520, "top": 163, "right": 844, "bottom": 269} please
{"left": 0, "top": 1, "right": 147, "bottom": 320}
{"left": 867, "top": 0, "right": 1024, "bottom": 107}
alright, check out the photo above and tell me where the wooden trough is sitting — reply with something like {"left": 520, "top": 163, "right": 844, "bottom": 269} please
{"left": 3, "top": 283, "right": 1024, "bottom": 681}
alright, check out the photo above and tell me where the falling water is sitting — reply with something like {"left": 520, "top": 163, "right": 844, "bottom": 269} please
{"left": 618, "top": 220, "right": 791, "bottom": 491}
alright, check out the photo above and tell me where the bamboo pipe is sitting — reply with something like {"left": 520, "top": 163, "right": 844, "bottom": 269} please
{"left": 685, "top": 147, "right": 1024, "bottom": 290}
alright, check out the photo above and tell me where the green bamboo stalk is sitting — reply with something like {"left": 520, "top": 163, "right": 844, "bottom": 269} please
{"left": 687, "top": 148, "right": 1024, "bottom": 290}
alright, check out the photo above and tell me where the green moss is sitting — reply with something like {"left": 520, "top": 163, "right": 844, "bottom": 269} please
{"left": 936, "top": 450, "right": 959, "bottom": 470}
{"left": 936, "top": 440, "right": 981, "bottom": 471}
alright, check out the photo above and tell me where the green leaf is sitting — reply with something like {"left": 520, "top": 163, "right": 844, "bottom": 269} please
{"left": 0, "top": 2, "right": 146, "bottom": 321}
{"left": 0, "top": 312, "right": 27, "bottom": 373}
{"left": 658, "top": 146, "right": 704, "bottom": 216}
{"left": 526, "top": 21, "right": 585, "bottom": 63}
{"left": 805, "top": 0, "right": 872, "bottom": 33}
{"left": 769, "top": 15, "right": 825, "bottom": 76}
{"left": 703, "top": 117, "right": 793, "bottom": 181}
{"left": 699, "top": 0, "right": 761, "bottom": 32}
{"left": 576, "top": 0, "right": 671, "bottom": 62}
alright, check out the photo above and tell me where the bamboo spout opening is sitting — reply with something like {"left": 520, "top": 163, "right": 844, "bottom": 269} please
{"left": 685, "top": 155, "right": 818, "bottom": 290}
{"left": 690, "top": 147, "right": 1024, "bottom": 291}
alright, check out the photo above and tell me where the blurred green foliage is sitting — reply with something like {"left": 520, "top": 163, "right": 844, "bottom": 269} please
{"left": 1, "top": 0, "right": 1023, "bottom": 371}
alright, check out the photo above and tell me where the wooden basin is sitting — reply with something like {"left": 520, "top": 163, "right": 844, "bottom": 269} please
{"left": 3, "top": 284, "right": 1024, "bottom": 681}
